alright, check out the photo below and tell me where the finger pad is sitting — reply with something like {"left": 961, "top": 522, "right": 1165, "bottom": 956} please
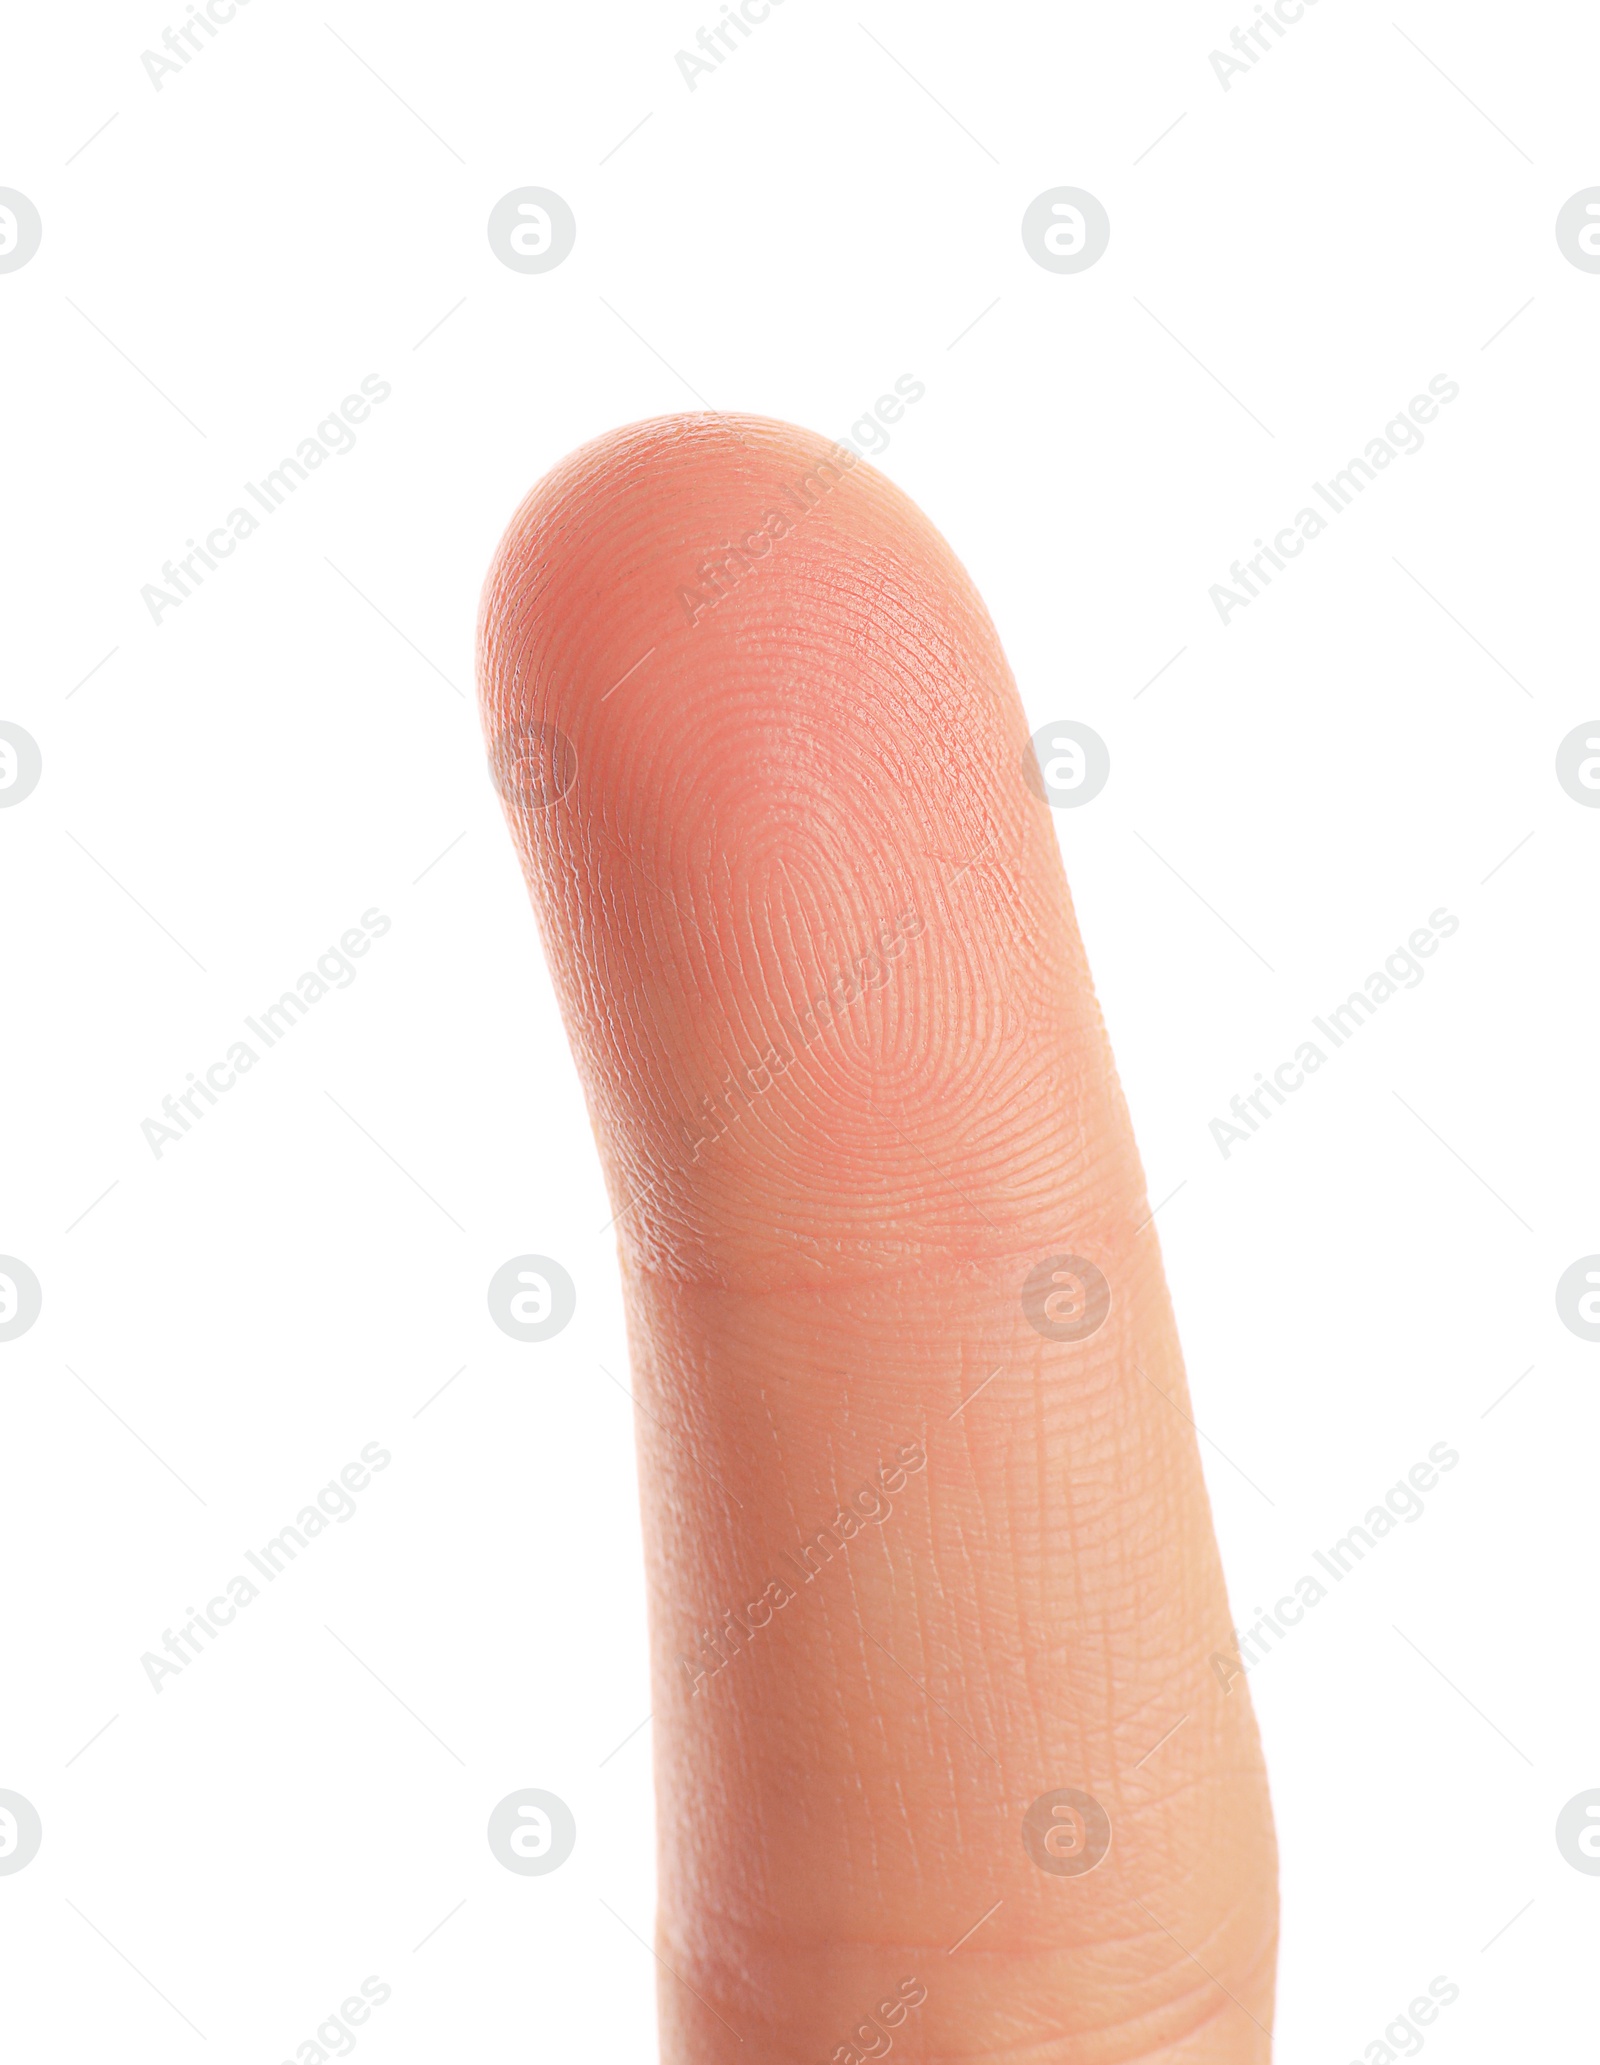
{"left": 478, "top": 413, "right": 1130, "bottom": 1283}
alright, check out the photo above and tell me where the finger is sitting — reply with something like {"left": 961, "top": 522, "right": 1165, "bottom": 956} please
{"left": 478, "top": 414, "right": 1277, "bottom": 2062}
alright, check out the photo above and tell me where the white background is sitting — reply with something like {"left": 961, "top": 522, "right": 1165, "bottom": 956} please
{"left": 3, "top": 0, "right": 1598, "bottom": 2057}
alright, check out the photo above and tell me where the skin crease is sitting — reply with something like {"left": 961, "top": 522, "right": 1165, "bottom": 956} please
{"left": 477, "top": 413, "right": 1278, "bottom": 2062}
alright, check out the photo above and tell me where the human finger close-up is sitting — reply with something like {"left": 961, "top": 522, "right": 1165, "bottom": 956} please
{"left": 11, "top": 7, "right": 1600, "bottom": 2058}
{"left": 478, "top": 413, "right": 1278, "bottom": 2060}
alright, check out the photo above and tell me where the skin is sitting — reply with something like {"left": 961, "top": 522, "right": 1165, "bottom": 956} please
{"left": 477, "top": 413, "right": 1278, "bottom": 2062}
